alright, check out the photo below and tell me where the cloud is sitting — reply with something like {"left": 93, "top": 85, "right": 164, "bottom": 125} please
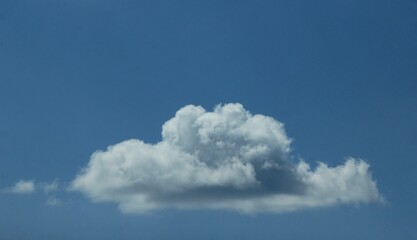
{"left": 40, "top": 179, "right": 62, "bottom": 206}
{"left": 46, "top": 196, "right": 62, "bottom": 206}
{"left": 4, "top": 180, "right": 35, "bottom": 194}
{"left": 2, "top": 179, "right": 64, "bottom": 207}
{"left": 41, "top": 179, "right": 59, "bottom": 193}
{"left": 70, "top": 103, "right": 382, "bottom": 214}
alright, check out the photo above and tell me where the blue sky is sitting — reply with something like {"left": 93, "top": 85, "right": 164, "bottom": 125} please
{"left": 1, "top": 0, "right": 416, "bottom": 239}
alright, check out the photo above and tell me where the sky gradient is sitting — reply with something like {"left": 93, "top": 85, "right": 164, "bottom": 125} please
{"left": 1, "top": 0, "right": 417, "bottom": 239}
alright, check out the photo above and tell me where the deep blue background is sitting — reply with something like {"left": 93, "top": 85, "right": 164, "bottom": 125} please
{"left": 1, "top": 0, "right": 416, "bottom": 239}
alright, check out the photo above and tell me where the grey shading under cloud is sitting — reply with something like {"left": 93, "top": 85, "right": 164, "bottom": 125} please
{"left": 70, "top": 103, "right": 382, "bottom": 214}
{"left": 3, "top": 180, "right": 35, "bottom": 194}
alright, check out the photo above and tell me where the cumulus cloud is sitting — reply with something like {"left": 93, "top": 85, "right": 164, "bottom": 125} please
{"left": 70, "top": 103, "right": 382, "bottom": 214}
{"left": 4, "top": 180, "right": 35, "bottom": 194}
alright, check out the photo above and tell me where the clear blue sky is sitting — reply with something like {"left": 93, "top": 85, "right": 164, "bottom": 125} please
{"left": 1, "top": 0, "right": 416, "bottom": 239}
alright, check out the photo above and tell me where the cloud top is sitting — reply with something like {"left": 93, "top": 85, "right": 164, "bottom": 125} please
{"left": 71, "top": 103, "right": 382, "bottom": 214}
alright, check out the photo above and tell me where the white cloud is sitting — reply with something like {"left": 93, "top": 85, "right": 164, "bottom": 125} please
{"left": 4, "top": 180, "right": 35, "bottom": 194}
{"left": 70, "top": 103, "right": 382, "bottom": 214}
{"left": 41, "top": 179, "right": 59, "bottom": 193}
{"left": 46, "top": 196, "right": 62, "bottom": 206}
